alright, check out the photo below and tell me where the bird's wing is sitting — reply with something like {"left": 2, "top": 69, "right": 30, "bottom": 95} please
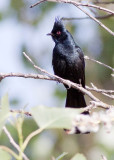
{"left": 74, "top": 47, "right": 85, "bottom": 88}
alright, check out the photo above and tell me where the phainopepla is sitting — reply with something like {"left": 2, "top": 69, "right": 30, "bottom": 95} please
{"left": 48, "top": 18, "right": 87, "bottom": 108}
{"left": 48, "top": 18, "right": 89, "bottom": 133}
{"left": 48, "top": 18, "right": 86, "bottom": 108}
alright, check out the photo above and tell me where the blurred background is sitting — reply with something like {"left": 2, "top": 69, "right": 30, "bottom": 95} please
{"left": 0, "top": 0, "right": 114, "bottom": 160}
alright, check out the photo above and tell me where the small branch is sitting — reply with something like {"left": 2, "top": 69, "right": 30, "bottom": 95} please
{"left": 0, "top": 52, "right": 113, "bottom": 109}
{"left": 10, "top": 109, "right": 32, "bottom": 116}
{"left": 86, "top": 83, "right": 114, "bottom": 99}
{"left": 30, "top": 0, "right": 47, "bottom": 8}
{"left": 23, "top": 127, "right": 44, "bottom": 150}
{"left": 61, "top": 13, "right": 114, "bottom": 20}
{"left": 74, "top": 4, "right": 114, "bottom": 36}
{"left": 30, "top": 0, "right": 114, "bottom": 36}
{"left": 75, "top": 1, "right": 114, "bottom": 14}
{"left": 94, "top": 1, "right": 114, "bottom": 5}
{"left": 86, "top": 84, "right": 114, "bottom": 94}
{"left": 3, "top": 126, "right": 29, "bottom": 160}
{"left": 23, "top": 52, "right": 54, "bottom": 78}
{"left": 0, "top": 146, "right": 19, "bottom": 159}
{"left": 84, "top": 56, "right": 114, "bottom": 72}
{"left": 30, "top": 0, "right": 114, "bottom": 14}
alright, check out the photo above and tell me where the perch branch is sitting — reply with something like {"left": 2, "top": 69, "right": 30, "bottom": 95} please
{"left": 0, "top": 52, "right": 113, "bottom": 109}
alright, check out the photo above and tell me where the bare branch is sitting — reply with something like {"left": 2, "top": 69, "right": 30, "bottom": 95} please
{"left": 23, "top": 52, "right": 54, "bottom": 77}
{"left": 74, "top": 4, "right": 114, "bottom": 36}
{"left": 10, "top": 109, "right": 32, "bottom": 116}
{"left": 85, "top": 56, "right": 114, "bottom": 72}
{"left": 61, "top": 13, "right": 114, "bottom": 20}
{"left": 3, "top": 126, "right": 29, "bottom": 160}
{"left": 0, "top": 72, "right": 113, "bottom": 105}
{"left": 30, "top": 0, "right": 47, "bottom": 8}
{"left": 0, "top": 52, "right": 113, "bottom": 109}
{"left": 86, "top": 84, "right": 114, "bottom": 94}
{"left": 30, "top": 0, "right": 114, "bottom": 36}
{"left": 94, "top": 1, "right": 114, "bottom": 5}
{"left": 30, "top": 0, "right": 114, "bottom": 14}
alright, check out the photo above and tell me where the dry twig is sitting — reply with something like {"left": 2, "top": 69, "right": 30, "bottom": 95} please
{"left": 0, "top": 52, "right": 113, "bottom": 109}
{"left": 3, "top": 126, "right": 29, "bottom": 160}
{"left": 85, "top": 56, "right": 114, "bottom": 72}
{"left": 30, "top": 0, "right": 114, "bottom": 36}
{"left": 94, "top": 1, "right": 114, "bottom": 5}
{"left": 61, "top": 13, "right": 114, "bottom": 20}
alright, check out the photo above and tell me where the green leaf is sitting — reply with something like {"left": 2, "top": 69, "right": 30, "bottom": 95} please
{"left": 71, "top": 153, "right": 87, "bottom": 160}
{"left": 56, "top": 152, "right": 68, "bottom": 160}
{"left": 0, "top": 94, "right": 10, "bottom": 133}
{"left": 0, "top": 149, "right": 11, "bottom": 160}
{"left": 31, "top": 106, "right": 83, "bottom": 129}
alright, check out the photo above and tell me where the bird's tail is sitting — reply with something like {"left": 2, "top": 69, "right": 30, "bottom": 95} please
{"left": 65, "top": 88, "right": 86, "bottom": 108}
{"left": 65, "top": 88, "right": 89, "bottom": 134}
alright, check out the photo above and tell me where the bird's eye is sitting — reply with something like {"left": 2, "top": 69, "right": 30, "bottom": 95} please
{"left": 56, "top": 31, "right": 61, "bottom": 35}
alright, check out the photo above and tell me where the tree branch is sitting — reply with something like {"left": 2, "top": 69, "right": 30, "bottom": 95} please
{"left": 30, "top": 0, "right": 114, "bottom": 14}
{"left": 3, "top": 126, "right": 29, "bottom": 160}
{"left": 85, "top": 56, "right": 114, "bottom": 72}
{"left": 0, "top": 146, "right": 19, "bottom": 159}
{"left": 30, "top": 0, "right": 114, "bottom": 36}
{"left": 94, "top": 1, "right": 114, "bottom": 5}
{"left": 0, "top": 52, "right": 113, "bottom": 108}
{"left": 61, "top": 13, "right": 114, "bottom": 20}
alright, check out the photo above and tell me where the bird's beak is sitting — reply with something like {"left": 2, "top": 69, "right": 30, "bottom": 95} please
{"left": 47, "top": 32, "right": 53, "bottom": 36}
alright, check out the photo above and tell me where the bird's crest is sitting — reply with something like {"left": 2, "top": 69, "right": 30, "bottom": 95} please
{"left": 55, "top": 16, "right": 61, "bottom": 23}
{"left": 54, "top": 16, "right": 64, "bottom": 30}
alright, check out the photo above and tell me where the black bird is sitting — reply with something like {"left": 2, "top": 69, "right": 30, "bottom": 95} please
{"left": 48, "top": 18, "right": 89, "bottom": 133}
{"left": 48, "top": 18, "right": 87, "bottom": 109}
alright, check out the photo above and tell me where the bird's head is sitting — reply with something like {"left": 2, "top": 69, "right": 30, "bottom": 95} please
{"left": 47, "top": 17, "right": 67, "bottom": 43}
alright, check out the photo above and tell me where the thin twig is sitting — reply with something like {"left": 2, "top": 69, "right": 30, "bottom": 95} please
{"left": 30, "top": 0, "right": 114, "bottom": 36}
{"left": 84, "top": 56, "right": 114, "bottom": 72}
{"left": 0, "top": 146, "right": 19, "bottom": 159}
{"left": 23, "top": 127, "right": 44, "bottom": 150}
{"left": 61, "top": 13, "right": 114, "bottom": 20}
{"left": 10, "top": 109, "right": 32, "bottom": 116}
{"left": 94, "top": 1, "right": 114, "bottom": 5}
{"left": 23, "top": 52, "right": 54, "bottom": 77}
{"left": 30, "top": 0, "right": 47, "bottom": 8}
{"left": 30, "top": 0, "right": 114, "bottom": 15}
{"left": 74, "top": 1, "right": 114, "bottom": 14}
{"left": 86, "top": 85, "right": 114, "bottom": 94}
{"left": 74, "top": 4, "right": 114, "bottom": 36}
{"left": 3, "top": 126, "right": 29, "bottom": 160}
